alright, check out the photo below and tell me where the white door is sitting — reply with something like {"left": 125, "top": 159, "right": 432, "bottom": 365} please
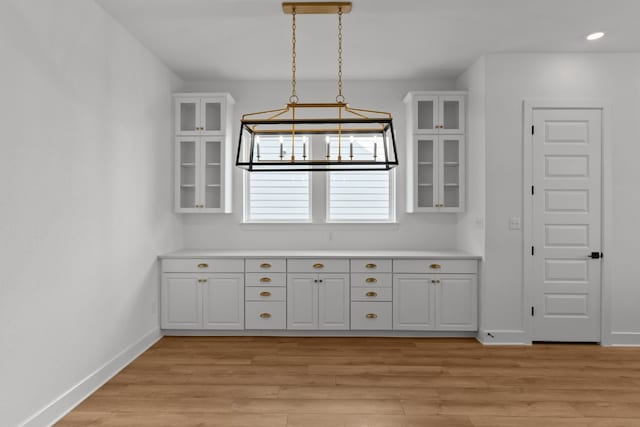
{"left": 175, "top": 97, "right": 201, "bottom": 136}
{"left": 200, "top": 97, "right": 224, "bottom": 135}
{"left": 531, "top": 108, "right": 602, "bottom": 341}
{"left": 438, "top": 135, "right": 464, "bottom": 212}
{"left": 435, "top": 275, "right": 477, "bottom": 331}
{"left": 203, "top": 274, "right": 244, "bottom": 329}
{"left": 438, "top": 95, "right": 465, "bottom": 134}
{"left": 393, "top": 275, "right": 435, "bottom": 330}
{"left": 287, "top": 274, "right": 318, "bottom": 329}
{"left": 161, "top": 275, "right": 202, "bottom": 329}
{"left": 318, "top": 274, "right": 349, "bottom": 330}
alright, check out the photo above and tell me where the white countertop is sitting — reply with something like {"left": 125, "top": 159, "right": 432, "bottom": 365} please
{"left": 159, "top": 249, "right": 481, "bottom": 260}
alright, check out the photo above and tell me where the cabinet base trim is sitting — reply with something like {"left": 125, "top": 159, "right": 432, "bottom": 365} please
{"left": 162, "top": 329, "right": 477, "bottom": 338}
{"left": 20, "top": 329, "right": 161, "bottom": 427}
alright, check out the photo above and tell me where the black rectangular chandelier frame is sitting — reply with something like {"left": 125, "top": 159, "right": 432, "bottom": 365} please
{"left": 236, "top": 102, "right": 399, "bottom": 172}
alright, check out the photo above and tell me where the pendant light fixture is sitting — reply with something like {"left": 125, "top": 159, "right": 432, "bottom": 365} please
{"left": 236, "top": 2, "right": 398, "bottom": 172}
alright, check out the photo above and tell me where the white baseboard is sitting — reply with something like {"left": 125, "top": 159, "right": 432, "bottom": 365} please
{"left": 477, "top": 329, "right": 530, "bottom": 345}
{"left": 162, "top": 329, "right": 478, "bottom": 338}
{"left": 604, "top": 332, "right": 640, "bottom": 346}
{"left": 20, "top": 329, "right": 162, "bottom": 427}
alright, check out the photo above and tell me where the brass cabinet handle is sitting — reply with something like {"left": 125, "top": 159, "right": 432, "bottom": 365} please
{"left": 430, "top": 263, "right": 441, "bottom": 269}
{"left": 366, "top": 291, "right": 378, "bottom": 297}
{"left": 313, "top": 263, "right": 324, "bottom": 269}
{"left": 366, "top": 313, "right": 378, "bottom": 319}
{"left": 260, "top": 277, "right": 272, "bottom": 283}
{"left": 260, "top": 313, "right": 271, "bottom": 319}
{"left": 197, "top": 263, "right": 208, "bottom": 268}
{"left": 197, "top": 278, "right": 207, "bottom": 283}
{"left": 260, "top": 291, "right": 271, "bottom": 297}
{"left": 260, "top": 263, "right": 272, "bottom": 269}
{"left": 365, "top": 277, "right": 378, "bottom": 283}
{"left": 365, "top": 263, "right": 377, "bottom": 269}
{"left": 431, "top": 279, "right": 441, "bottom": 284}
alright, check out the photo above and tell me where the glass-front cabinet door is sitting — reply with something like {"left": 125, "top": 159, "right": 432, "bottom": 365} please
{"left": 415, "top": 95, "right": 437, "bottom": 133}
{"left": 438, "top": 96, "right": 465, "bottom": 134}
{"left": 201, "top": 138, "right": 222, "bottom": 210}
{"left": 177, "top": 138, "right": 198, "bottom": 210}
{"left": 175, "top": 96, "right": 226, "bottom": 136}
{"left": 416, "top": 137, "right": 436, "bottom": 209}
{"left": 438, "top": 136, "right": 464, "bottom": 211}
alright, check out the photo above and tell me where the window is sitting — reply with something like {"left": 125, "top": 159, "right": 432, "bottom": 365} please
{"left": 244, "top": 136, "right": 311, "bottom": 222}
{"left": 244, "top": 135, "right": 395, "bottom": 223}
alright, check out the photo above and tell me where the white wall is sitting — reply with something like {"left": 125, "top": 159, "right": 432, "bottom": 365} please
{"left": 180, "top": 78, "right": 463, "bottom": 250}
{"left": 481, "top": 53, "right": 640, "bottom": 344}
{"left": 0, "top": 1, "right": 182, "bottom": 425}
{"left": 455, "top": 57, "right": 486, "bottom": 256}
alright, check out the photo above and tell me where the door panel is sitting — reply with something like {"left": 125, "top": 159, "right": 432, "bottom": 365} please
{"left": 318, "top": 274, "right": 349, "bottom": 330}
{"left": 203, "top": 274, "right": 244, "bottom": 329}
{"left": 393, "top": 275, "right": 434, "bottom": 330}
{"left": 161, "top": 275, "right": 202, "bottom": 329}
{"left": 532, "top": 108, "right": 602, "bottom": 342}
{"left": 436, "top": 275, "right": 477, "bottom": 330}
{"left": 287, "top": 274, "right": 317, "bottom": 329}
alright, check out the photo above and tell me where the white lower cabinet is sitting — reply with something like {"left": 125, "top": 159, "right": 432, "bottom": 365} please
{"left": 287, "top": 273, "right": 349, "bottom": 330}
{"left": 203, "top": 274, "right": 244, "bottom": 329}
{"left": 162, "top": 273, "right": 243, "bottom": 329}
{"left": 161, "top": 254, "right": 478, "bottom": 333}
{"left": 393, "top": 273, "right": 477, "bottom": 331}
{"left": 393, "top": 275, "right": 435, "bottom": 330}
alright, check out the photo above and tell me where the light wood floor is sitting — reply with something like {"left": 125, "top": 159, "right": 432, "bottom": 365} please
{"left": 57, "top": 337, "right": 640, "bottom": 426}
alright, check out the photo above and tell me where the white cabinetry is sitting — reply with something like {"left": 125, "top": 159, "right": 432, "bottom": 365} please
{"left": 245, "top": 258, "right": 286, "bottom": 330}
{"left": 287, "top": 259, "right": 349, "bottom": 330}
{"left": 350, "top": 259, "right": 392, "bottom": 330}
{"left": 174, "top": 93, "right": 234, "bottom": 213}
{"left": 161, "top": 259, "right": 244, "bottom": 330}
{"left": 160, "top": 253, "right": 478, "bottom": 334}
{"left": 393, "top": 259, "right": 477, "bottom": 331}
{"left": 405, "top": 92, "right": 466, "bottom": 213}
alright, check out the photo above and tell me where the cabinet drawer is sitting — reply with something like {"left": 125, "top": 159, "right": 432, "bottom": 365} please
{"left": 287, "top": 259, "right": 349, "bottom": 273}
{"left": 245, "top": 302, "right": 286, "bottom": 329}
{"left": 351, "top": 287, "right": 392, "bottom": 302}
{"left": 351, "top": 302, "right": 392, "bottom": 330}
{"left": 245, "top": 287, "right": 286, "bottom": 302}
{"left": 162, "top": 258, "right": 244, "bottom": 273}
{"left": 245, "top": 258, "right": 286, "bottom": 273}
{"left": 245, "top": 273, "right": 286, "bottom": 287}
{"left": 351, "top": 273, "right": 392, "bottom": 288}
{"left": 393, "top": 259, "right": 477, "bottom": 274}
{"left": 350, "top": 259, "right": 392, "bottom": 273}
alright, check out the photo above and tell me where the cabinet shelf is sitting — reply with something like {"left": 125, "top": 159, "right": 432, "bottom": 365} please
{"left": 207, "top": 162, "right": 221, "bottom": 166}
{"left": 418, "top": 183, "right": 433, "bottom": 187}
{"left": 418, "top": 162, "right": 433, "bottom": 165}
{"left": 180, "top": 184, "right": 196, "bottom": 188}
{"left": 444, "top": 162, "right": 459, "bottom": 166}
{"left": 181, "top": 162, "right": 196, "bottom": 167}
{"left": 444, "top": 183, "right": 459, "bottom": 187}
{"left": 206, "top": 184, "right": 221, "bottom": 188}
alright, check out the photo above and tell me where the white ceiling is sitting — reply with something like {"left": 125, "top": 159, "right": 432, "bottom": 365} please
{"left": 96, "top": 0, "right": 640, "bottom": 81}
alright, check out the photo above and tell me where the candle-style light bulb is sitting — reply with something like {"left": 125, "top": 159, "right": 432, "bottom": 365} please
{"left": 326, "top": 141, "right": 330, "bottom": 158}
{"left": 256, "top": 143, "right": 260, "bottom": 159}
{"left": 350, "top": 142, "right": 353, "bottom": 159}
{"left": 303, "top": 143, "right": 307, "bottom": 159}
{"left": 280, "top": 143, "right": 283, "bottom": 159}
{"left": 374, "top": 142, "right": 377, "bottom": 159}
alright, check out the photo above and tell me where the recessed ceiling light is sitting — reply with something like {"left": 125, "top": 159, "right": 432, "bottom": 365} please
{"left": 586, "top": 32, "right": 605, "bottom": 41}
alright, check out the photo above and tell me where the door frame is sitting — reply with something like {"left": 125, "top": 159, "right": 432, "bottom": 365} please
{"left": 522, "top": 99, "right": 612, "bottom": 345}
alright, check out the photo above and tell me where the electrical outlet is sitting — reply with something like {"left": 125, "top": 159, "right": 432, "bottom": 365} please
{"left": 509, "top": 217, "right": 521, "bottom": 230}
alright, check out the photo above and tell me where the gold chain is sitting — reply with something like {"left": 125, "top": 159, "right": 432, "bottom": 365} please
{"left": 289, "top": 9, "right": 298, "bottom": 104}
{"left": 336, "top": 8, "right": 344, "bottom": 103}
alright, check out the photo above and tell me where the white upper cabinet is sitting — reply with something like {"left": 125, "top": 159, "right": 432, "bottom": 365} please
{"left": 175, "top": 95, "right": 232, "bottom": 136}
{"left": 405, "top": 91, "right": 466, "bottom": 213}
{"left": 174, "top": 93, "right": 234, "bottom": 213}
{"left": 406, "top": 92, "right": 465, "bottom": 134}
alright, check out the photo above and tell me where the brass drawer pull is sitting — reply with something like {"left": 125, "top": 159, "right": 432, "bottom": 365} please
{"left": 197, "top": 263, "right": 209, "bottom": 268}
{"left": 366, "top": 313, "right": 378, "bottom": 319}
{"left": 260, "top": 313, "right": 272, "bottom": 319}
{"left": 430, "top": 263, "right": 441, "bottom": 269}
{"left": 365, "top": 277, "right": 378, "bottom": 283}
{"left": 313, "top": 263, "right": 324, "bottom": 269}
{"left": 365, "top": 263, "right": 377, "bottom": 269}
{"left": 260, "top": 291, "right": 271, "bottom": 297}
{"left": 260, "top": 263, "right": 272, "bottom": 269}
{"left": 366, "top": 291, "right": 378, "bottom": 297}
{"left": 260, "top": 277, "right": 272, "bottom": 283}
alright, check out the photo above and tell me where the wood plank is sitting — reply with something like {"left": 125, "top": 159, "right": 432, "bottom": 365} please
{"left": 56, "top": 337, "right": 640, "bottom": 426}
